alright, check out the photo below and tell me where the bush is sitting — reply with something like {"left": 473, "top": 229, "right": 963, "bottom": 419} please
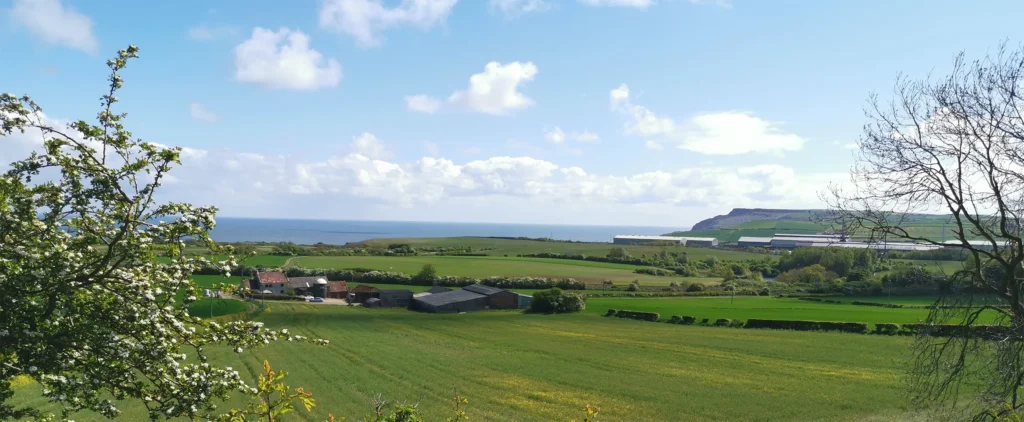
{"left": 613, "top": 310, "right": 660, "bottom": 322}
{"left": 529, "top": 288, "right": 586, "bottom": 314}
{"left": 604, "top": 309, "right": 617, "bottom": 317}
{"left": 681, "top": 316, "right": 696, "bottom": 325}
{"left": 626, "top": 283, "right": 640, "bottom": 292}
{"left": 700, "top": 318, "right": 710, "bottom": 326}
{"left": 685, "top": 283, "right": 704, "bottom": 292}
{"left": 668, "top": 315, "right": 682, "bottom": 324}
{"left": 714, "top": 318, "right": 732, "bottom": 327}
{"left": 728, "top": 319, "right": 745, "bottom": 328}
{"left": 851, "top": 300, "right": 903, "bottom": 308}
{"left": 873, "top": 323, "right": 900, "bottom": 335}
{"left": 743, "top": 319, "right": 869, "bottom": 334}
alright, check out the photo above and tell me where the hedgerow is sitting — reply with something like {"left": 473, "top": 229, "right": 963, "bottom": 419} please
{"left": 743, "top": 319, "right": 869, "bottom": 334}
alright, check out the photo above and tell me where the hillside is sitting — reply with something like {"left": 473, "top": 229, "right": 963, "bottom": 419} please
{"left": 667, "top": 208, "right": 957, "bottom": 243}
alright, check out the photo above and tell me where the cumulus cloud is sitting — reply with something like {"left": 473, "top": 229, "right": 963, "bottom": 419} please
{"left": 578, "top": 0, "right": 653, "bottom": 8}
{"left": 234, "top": 27, "right": 342, "bottom": 90}
{"left": 9, "top": 0, "right": 98, "bottom": 53}
{"left": 189, "top": 103, "right": 220, "bottom": 123}
{"left": 545, "top": 127, "right": 598, "bottom": 143}
{"left": 318, "top": 0, "right": 458, "bottom": 47}
{"left": 448, "top": 62, "right": 538, "bottom": 115}
{"left": 349, "top": 132, "right": 389, "bottom": 159}
{"left": 491, "top": 0, "right": 549, "bottom": 17}
{"left": 188, "top": 25, "right": 240, "bottom": 41}
{"left": 611, "top": 83, "right": 806, "bottom": 155}
{"left": 405, "top": 95, "right": 442, "bottom": 113}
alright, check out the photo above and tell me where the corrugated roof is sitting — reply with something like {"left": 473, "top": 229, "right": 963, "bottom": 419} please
{"left": 328, "top": 281, "right": 348, "bottom": 293}
{"left": 738, "top": 237, "right": 773, "bottom": 243}
{"left": 351, "top": 285, "right": 380, "bottom": 293}
{"left": 414, "top": 289, "right": 486, "bottom": 306}
{"left": 256, "top": 271, "right": 287, "bottom": 285}
{"left": 462, "top": 284, "right": 505, "bottom": 296}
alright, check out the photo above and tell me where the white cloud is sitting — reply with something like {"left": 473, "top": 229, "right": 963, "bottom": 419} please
{"left": 546, "top": 127, "right": 599, "bottom": 143}
{"left": 9, "top": 0, "right": 98, "bottom": 53}
{"left": 234, "top": 27, "right": 342, "bottom": 90}
{"left": 491, "top": 0, "right": 549, "bottom": 16}
{"left": 689, "top": 0, "right": 731, "bottom": 7}
{"left": 448, "top": 62, "right": 538, "bottom": 115}
{"left": 405, "top": 95, "right": 442, "bottom": 114}
{"left": 318, "top": 0, "right": 458, "bottom": 47}
{"left": 645, "top": 140, "right": 663, "bottom": 150}
{"left": 349, "top": 132, "right": 389, "bottom": 159}
{"left": 575, "top": 131, "right": 599, "bottom": 143}
{"left": 424, "top": 141, "right": 440, "bottom": 157}
{"left": 578, "top": 0, "right": 653, "bottom": 8}
{"left": 544, "top": 127, "right": 566, "bottom": 144}
{"left": 611, "top": 83, "right": 806, "bottom": 155}
{"left": 188, "top": 25, "right": 239, "bottom": 41}
{"left": 189, "top": 103, "right": 220, "bottom": 123}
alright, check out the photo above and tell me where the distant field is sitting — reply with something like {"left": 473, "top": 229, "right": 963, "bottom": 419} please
{"left": 154, "top": 254, "right": 289, "bottom": 267}
{"left": 12, "top": 305, "right": 918, "bottom": 421}
{"left": 893, "top": 259, "right": 967, "bottom": 274}
{"left": 292, "top": 255, "right": 721, "bottom": 285}
{"left": 355, "top": 237, "right": 770, "bottom": 261}
{"left": 585, "top": 296, "right": 941, "bottom": 324}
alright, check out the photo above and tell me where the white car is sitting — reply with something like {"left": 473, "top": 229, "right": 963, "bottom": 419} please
{"left": 304, "top": 295, "right": 314, "bottom": 301}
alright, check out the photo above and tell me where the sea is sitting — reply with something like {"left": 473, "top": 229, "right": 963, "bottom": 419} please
{"left": 209, "top": 217, "right": 686, "bottom": 245}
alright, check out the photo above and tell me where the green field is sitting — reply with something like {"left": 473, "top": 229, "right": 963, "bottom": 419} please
{"left": 187, "top": 298, "right": 248, "bottom": 318}
{"left": 893, "top": 259, "right": 967, "bottom": 274}
{"left": 585, "top": 296, "right": 938, "bottom": 324}
{"left": 13, "top": 305, "right": 918, "bottom": 421}
{"left": 292, "top": 255, "right": 721, "bottom": 285}
{"left": 355, "top": 237, "right": 769, "bottom": 261}
{"left": 154, "top": 255, "right": 289, "bottom": 267}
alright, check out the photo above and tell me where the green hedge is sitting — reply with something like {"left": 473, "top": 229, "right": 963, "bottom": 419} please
{"left": 743, "top": 319, "right": 869, "bottom": 334}
{"left": 614, "top": 310, "right": 660, "bottom": 322}
{"left": 851, "top": 301, "right": 904, "bottom": 309}
{"left": 873, "top": 323, "right": 900, "bottom": 335}
{"left": 900, "top": 323, "right": 1010, "bottom": 339}
{"left": 604, "top": 309, "right": 617, "bottom": 317}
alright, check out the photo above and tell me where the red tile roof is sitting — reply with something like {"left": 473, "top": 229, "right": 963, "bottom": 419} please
{"left": 256, "top": 271, "right": 288, "bottom": 285}
{"left": 328, "top": 281, "right": 349, "bottom": 293}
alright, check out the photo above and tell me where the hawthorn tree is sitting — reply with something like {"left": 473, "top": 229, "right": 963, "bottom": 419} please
{"left": 0, "top": 46, "right": 325, "bottom": 420}
{"left": 828, "top": 42, "right": 1024, "bottom": 420}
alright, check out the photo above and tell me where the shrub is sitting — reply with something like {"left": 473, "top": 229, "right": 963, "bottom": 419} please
{"left": 700, "top": 318, "right": 710, "bottom": 325}
{"left": 681, "top": 316, "right": 696, "bottom": 325}
{"left": 714, "top": 318, "right": 732, "bottom": 327}
{"left": 743, "top": 319, "right": 869, "bottom": 334}
{"left": 626, "top": 283, "right": 640, "bottom": 292}
{"left": 685, "top": 283, "right": 704, "bottom": 292}
{"left": 728, "top": 319, "right": 745, "bottom": 328}
{"left": 668, "top": 315, "right": 682, "bottom": 324}
{"left": 874, "top": 323, "right": 900, "bottom": 335}
{"left": 613, "top": 310, "right": 660, "bottom": 322}
{"left": 604, "top": 309, "right": 617, "bottom": 317}
{"left": 529, "top": 288, "right": 586, "bottom": 314}
{"left": 669, "top": 281, "right": 680, "bottom": 287}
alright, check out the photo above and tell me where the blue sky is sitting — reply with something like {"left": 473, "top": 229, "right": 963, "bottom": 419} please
{"left": 3, "top": 0, "right": 1024, "bottom": 227}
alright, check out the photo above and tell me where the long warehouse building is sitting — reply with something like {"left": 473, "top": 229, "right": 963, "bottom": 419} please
{"left": 613, "top": 235, "right": 719, "bottom": 247}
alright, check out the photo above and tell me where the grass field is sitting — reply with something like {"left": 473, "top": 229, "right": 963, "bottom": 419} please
{"left": 292, "top": 255, "right": 721, "bottom": 285}
{"left": 355, "top": 237, "right": 770, "bottom": 261}
{"left": 154, "top": 255, "right": 289, "bottom": 267}
{"left": 584, "top": 296, "right": 940, "bottom": 324}
{"left": 187, "top": 298, "right": 248, "bottom": 318}
{"left": 12, "top": 305, "right": 918, "bottom": 421}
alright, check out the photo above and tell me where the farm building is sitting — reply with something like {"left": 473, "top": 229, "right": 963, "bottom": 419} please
{"left": 251, "top": 271, "right": 288, "bottom": 294}
{"left": 413, "top": 289, "right": 491, "bottom": 313}
{"left": 463, "top": 284, "right": 520, "bottom": 310}
{"left": 413, "top": 285, "right": 530, "bottom": 313}
{"left": 737, "top": 237, "right": 773, "bottom": 248}
{"left": 288, "top": 276, "right": 328, "bottom": 297}
{"left": 379, "top": 290, "right": 414, "bottom": 308}
{"left": 613, "top": 235, "right": 719, "bottom": 247}
{"left": 426, "top": 285, "right": 452, "bottom": 294}
{"left": 363, "top": 298, "right": 383, "bottom": 308}
{"left": 327, "top": 281, "right": 349, "bottom": 299}
{"left": 348, "top": 285, "right": 380, "bottom": 304}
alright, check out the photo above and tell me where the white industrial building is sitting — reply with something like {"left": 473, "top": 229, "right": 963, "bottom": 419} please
{"left": 613, "top": 235, "right": 719, "bottom": 247}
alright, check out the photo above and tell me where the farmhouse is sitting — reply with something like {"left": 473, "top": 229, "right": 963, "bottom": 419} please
{"left": 412, "top": 284, "right": 529, "bottom": 313}
{"left": 327, "top": 281, "right": 349, "bottom": 299}
{"left": 288, "top": 276, "right": 328, "bottom": 297}
{"left": 250, "top": 271, "right": 288, "bottom": 294}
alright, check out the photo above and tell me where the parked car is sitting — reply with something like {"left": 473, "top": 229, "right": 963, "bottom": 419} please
{"left": 303, "top": 295, "right": 314, "bottom": 301}
{"left": 310, "top": 297, "right": 324, "bottom": 303}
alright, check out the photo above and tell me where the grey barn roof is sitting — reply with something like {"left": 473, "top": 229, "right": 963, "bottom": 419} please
{"left": 414, "top": 289, "right": 486, "bottom": 306}
{"left": 462, "top": 284, "right": 505, "bottom": 296}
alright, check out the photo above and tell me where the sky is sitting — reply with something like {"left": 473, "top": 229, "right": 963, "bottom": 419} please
{"left": 2, "top": 0, "right": 1024, "bottom": 228}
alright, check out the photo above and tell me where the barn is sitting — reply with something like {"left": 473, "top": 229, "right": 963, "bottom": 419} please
{"left": 379, "top": 289, "right": 414, "bottom": 308}
{"left": 327, "top": 281, "right": 349, "bottom": 299}
{"left": 462, "top": 284, "right": 520, "bottom": 310}
{"left": 412, "top": 289, "right": 490, "bottom": 313}
{"left": 348, "top": 285, "right": 380, "bottom": 304}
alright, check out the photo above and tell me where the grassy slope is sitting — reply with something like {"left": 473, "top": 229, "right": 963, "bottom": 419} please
{"left": 291, "top": 255, "right": 721, "bottom": 285}
{"left": 14, "top": 305, "right": 915, "bottom": 421}
{"left": 584, "top": 296, "right": 937, "bottom": 324}
{"left": 669, "top": 213, "right": 958, "bottom": 243}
